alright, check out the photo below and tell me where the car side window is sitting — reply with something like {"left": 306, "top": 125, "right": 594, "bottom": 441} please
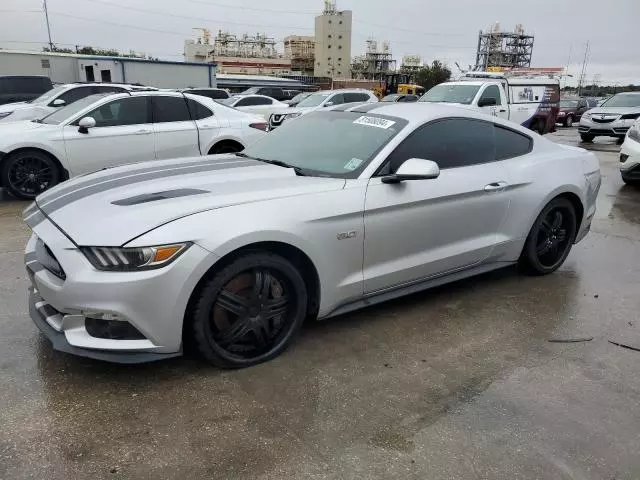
{"left": 186, "top": 98, "right": 213, "bottom": 120}
{"left": 152, "top": 96, "right": 192, "bottom": 123}
{"left": 479, "top": 85, "right": 501, "bottom": 104}
{"left": 253, "top": 97, "right": 273, "bottom": 105}
{"left": 344, "top": 93, "right": 370, "bottom": 103}
{"left": 191, "top": 89, "right": 227, "bottom": 100}
{"left": 236, "top": 97, "right": 256, "bottom": 107}
{"left": 56, "top": 86, "right": 94, "bottom": 105}
{"left": 385, "top": 118, "right": 495, "bottom": 172}
{"left": 92, "top": 85, "right": 126, "bottom": 95}
{"left": 328, "top": 93, "right": 345, "bottom": 105}
{"left": 494, "top": 125, "right": 532, "bottom": 160}
{"left": 84, "top": 96, "right": 150, "bottom": 127}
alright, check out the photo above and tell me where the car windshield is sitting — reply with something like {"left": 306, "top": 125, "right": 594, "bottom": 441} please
{"left": 240, "top": 87, "right": 260, "bottom": 95}
{"left": 28, "top": 84, "right": 68, "bottom": 104}
{"left": 290, "top": 92, "right": 311, "bottom": 103}
{"left": 296, "top": 92, "right": 331, "bottom": 108}
{"left": 221, "top": 97, "right": 237, "bottom": 106}
{"left": 560, "top": 100, "right": 579, "bottom": 108}
{"left": 419, "top": 84, "right": 481, "bottom": 104}
{"left": 382, "top": 94, "right": 401, "bottom": 102}
{"left": 39, "top": 94, "right": 107, "bottom": 124}
{"left": 600, "top": 94, "right": 640, "bottom": 108}
{"left": 242, "top": 111, "right": 407, "bottom": 178}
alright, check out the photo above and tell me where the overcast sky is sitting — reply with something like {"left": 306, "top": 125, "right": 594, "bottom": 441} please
{"left": 1, "top": 0, "right": 638, "bottom": 85}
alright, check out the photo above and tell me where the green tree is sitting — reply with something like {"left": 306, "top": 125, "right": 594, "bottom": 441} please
{"left": 415, "top": 60, "right": 452, "bottom": 91}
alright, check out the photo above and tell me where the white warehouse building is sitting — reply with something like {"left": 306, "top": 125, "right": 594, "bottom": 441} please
{"left": 0, "top": 50, "right": 217, "bottom": 88}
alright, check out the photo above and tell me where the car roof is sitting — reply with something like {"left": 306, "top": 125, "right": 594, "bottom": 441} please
{"left": 233, "top": 94, "right": 275, "bottom": 100}
{"left": 329, "top": 102, "right": 536, "bottom": 132}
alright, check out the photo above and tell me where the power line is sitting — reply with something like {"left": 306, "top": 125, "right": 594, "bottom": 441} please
{"left": 77, "top": 0, "right": 314, "bottom": 30}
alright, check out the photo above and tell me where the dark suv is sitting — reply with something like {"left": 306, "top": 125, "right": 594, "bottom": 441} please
{"left": 239, "top": 87, "right": 286, "bottom": 101}
{"left": 0, "top": 75, "right": 53, "bottom": 105}
{"left": 557, "top": 98, "right": 597, "bottom": 127}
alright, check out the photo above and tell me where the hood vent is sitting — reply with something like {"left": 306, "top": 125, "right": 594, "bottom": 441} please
{"left": 112, "top": 188, "right": 209, "bottom": 206}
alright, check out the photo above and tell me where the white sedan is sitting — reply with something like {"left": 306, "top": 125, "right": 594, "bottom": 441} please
{"left": 0, "top": 82, "right": 156, "bottom": 123}
{"left": 0, "top": 91, "right": 268, "bottom": 198}
{"left": 222, "top": 95, "right": 288, "bottom": 118}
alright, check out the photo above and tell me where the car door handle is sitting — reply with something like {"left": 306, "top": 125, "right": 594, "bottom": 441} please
{"left": 484, "top": 181, "right": 508, "bottom": 192}
{"left": 135, "top": 129, "right": 152, "bottom": 135}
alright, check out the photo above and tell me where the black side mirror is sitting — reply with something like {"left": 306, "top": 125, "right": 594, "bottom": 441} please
{"left": 478, "top": 97, "right": 497, "bottom": 107}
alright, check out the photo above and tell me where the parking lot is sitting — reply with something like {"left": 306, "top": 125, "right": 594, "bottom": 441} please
{"left": 1, "top": 127, "right": 639, "bottom": 479}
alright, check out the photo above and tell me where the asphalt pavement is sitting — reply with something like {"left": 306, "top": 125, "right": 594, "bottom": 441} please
{"left": 1, "top": 128, "right": 639, "bottom": 479}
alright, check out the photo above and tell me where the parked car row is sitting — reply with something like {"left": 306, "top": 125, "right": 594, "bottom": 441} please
{"left": 22, "top": 100, "right": 601, "bottom": 367}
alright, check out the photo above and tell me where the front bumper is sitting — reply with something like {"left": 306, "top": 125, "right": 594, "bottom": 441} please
{"left": 28, "top": 287, "right": 180, "bottom": 363}
{"left": 578, "top": 117, "right": 635, "bottom": 137}
{"left": 24, "top": 216, "right": 213, "bottom": 363}
{"left": 620, "top": 135, "right": 640, "bottom": 179}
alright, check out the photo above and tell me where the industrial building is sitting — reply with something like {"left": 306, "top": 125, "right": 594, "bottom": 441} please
{"left": 0, "top": 50, "right": 216, "bottom": 88}
{"left": 314, "top": 0, "right": 352, "bottom": 78}
{"left": 475, "top": 23, "right": 534, "bottom": 70}
{"left": 284, "top": 36, "right": 315, "bottom": 75}
{"left": 184, "top": 29, "right": 291, "bottom": 75}
{"left": 351, "top": 39, "right": 396, "bottom": 80}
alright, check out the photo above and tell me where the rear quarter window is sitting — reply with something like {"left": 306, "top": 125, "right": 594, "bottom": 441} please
{"left": 494, "top": 125, "right": 533, "bottom": 160}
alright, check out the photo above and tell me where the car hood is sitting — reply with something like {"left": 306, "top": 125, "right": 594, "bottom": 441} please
{"left": 0, "top": 102, "right": 31, "bottom": 112}
{"left": 0, "top": 103, "right": 52, "bottom": 122}
{"left": 268, "top": 106, "right": 316, "bottom": 116}
{"left": 586, "top": 106, "right": 640, "bottom": 115}
{"left": 28, "top": 155, "right": 346, "bottom": 246}
{"left": 0, "top": 120, "right": 58, "bottom": 141}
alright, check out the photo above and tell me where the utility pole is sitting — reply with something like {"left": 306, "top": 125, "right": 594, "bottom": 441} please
{"left": 563, "top": 44, "right": 572, "bottom": 90}
{"left": 43, "top": 0, "right": 54, "bottom": 51}
{"left": 577, "top": 41, "right": 590, "bottom": 97}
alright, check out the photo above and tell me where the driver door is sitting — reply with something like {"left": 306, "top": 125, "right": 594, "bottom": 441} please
{"left": 478, "top": 84, "right": 508, "bottom": 120}
{"left": 363, "top": 118, "right": 511, "bottom": 293}
{"left": 62, "top": 96, "right": 155, "bottom": 175}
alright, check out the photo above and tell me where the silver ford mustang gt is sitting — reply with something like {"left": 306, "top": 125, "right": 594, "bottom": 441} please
{"left": 23, "top": 103, "right": 601, "bottom": 367}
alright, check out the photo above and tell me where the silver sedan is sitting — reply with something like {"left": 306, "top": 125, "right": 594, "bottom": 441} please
{"left": 23, "top": 103, "right": 601, "bottom": 367}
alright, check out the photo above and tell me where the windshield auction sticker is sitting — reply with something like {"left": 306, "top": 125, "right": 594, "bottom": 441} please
{"left": 353, "top": 116, "right": 396, "bottom": 129}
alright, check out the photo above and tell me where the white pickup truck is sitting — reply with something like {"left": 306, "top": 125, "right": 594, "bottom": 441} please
{"left": 420, "top": 72, "right": 560, "bottom": 134}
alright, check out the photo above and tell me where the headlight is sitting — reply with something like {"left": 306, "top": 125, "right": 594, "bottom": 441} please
{"left": 81, "top": 243, "right": 190, "bottom": 271}
{"left": 629, "top": 121, "right": 640, "bottom": 142}
{"left": 287, "top": 112, "right": 302, "bottom": 119}
{"left": 0, "top": 111, "right": 13, "bottom": 119}
{"left": 582, "top": 113, "right": 592, "bottom": 119}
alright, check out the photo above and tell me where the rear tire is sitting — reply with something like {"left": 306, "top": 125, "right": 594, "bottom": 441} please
{"left": 580, "top": 133, "right": 595, "bottom": 143}
{"left": 189, "top": 252, "right": 307, "bottom": 368}
{"left": 1, "top": 150, "right": 60, "bottom": 200}
{"left": 519, "top": 198, "right": 577, "bottom": 276}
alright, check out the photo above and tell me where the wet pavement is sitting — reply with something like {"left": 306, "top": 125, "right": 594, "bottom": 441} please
{"left": 1, "top": 127, "right": 639, "bottom": 479}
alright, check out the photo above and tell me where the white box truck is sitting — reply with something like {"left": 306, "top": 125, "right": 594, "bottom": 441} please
{"left": 419, "top": 72, "right": 560, "bottom": 135}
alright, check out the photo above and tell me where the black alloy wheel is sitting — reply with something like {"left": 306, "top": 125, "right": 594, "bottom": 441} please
{"left": 190, "top": 252, "right": 307, "bottom": 368}
{"left": 520, "top": 198, "right": 577, "bottom": 275}
{"left": 2, "top": 150, "right": 59, "bottom": 199}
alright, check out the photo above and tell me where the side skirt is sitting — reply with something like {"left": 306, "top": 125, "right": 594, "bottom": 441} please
{"left": 320, "top": 261, "right": 516, "bottom": 320}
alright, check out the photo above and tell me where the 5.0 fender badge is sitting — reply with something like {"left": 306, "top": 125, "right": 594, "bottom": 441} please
{"left": 337, "top": 231, "right": 358, "bottom": 240}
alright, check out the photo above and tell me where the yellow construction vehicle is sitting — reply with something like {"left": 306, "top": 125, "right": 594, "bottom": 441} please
{"left": 372, "top": 74, "right": 425, "bottom": 99}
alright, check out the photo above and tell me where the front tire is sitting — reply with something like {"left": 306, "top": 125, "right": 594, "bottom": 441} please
{"left": 565, "top": 116, "right": 573, "bottom": 128}
{"left": 519, "top": 198, "right": 577, "bottom": 275}
{"left": 580, "top": 133, "right": 595, "bottom": 143}
{"left": 1, "top": 150, "right": 60, "bottom": 199}
{"left": 189, "top": 252, "right": 308, "bottom": 368}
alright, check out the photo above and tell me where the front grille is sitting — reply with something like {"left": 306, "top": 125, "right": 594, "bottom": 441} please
{"left": 591, "top": 117, "right": 616, "bottom": 123}
{"left": 35, "top": 238, "right": 66, "bottom": 280}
